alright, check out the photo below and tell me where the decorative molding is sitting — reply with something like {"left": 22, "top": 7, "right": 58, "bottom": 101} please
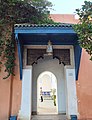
{"left": 24, "top": 45, "right": 73, "bottom": 49}
{"left": 26, "top": 49, "right": 70, "bottom": 66}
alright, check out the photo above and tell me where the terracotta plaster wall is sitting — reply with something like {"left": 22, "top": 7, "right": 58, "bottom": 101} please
{"left": 50, "top": 14, "right": 79, "bottom": 24}
{"left": 0, "top": 47, "right": 22, "bottom": 120}
{"left": 0, "top": 71, "right": 11, "bottom": 120}
{"left": 11, "top": 47, "right": 22, "bottom": 116}
{"left": 76, "top": 49, "right": 92, "bottom": 120}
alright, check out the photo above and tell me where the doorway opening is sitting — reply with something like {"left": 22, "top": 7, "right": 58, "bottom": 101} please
{"left": 37, "top": 71, "right": 58, "bottom": 114}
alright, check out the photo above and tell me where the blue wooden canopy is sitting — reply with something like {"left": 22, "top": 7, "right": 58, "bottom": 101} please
{"left": 14, "top": 24, "right": 82, "bottom": 80}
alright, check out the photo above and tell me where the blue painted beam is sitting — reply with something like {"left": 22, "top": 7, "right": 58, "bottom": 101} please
{"left": 18, "top": 32, "right": 77, "bottom": 45}
{"left": 15, "top": 27, "right": 76, "bottom": 34}
{"left": 15, "top": 34, "right": 23, "bottom": 80}
{"left": 74, "top": 45, "right": 82, "bottom": 80}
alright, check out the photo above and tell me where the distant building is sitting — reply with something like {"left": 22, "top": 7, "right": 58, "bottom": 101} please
{"left": 50, "top": 14, "right": 79, "bottom": 24}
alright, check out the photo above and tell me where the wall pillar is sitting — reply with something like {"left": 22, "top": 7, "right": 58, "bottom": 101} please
{"left": 18, "top": 67, "right": 32, "bottom": 120}
{"left": 65, "top": 68, "right": 78, "bottom": 119}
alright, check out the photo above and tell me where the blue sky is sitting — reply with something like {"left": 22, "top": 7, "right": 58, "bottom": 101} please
{"left": 49, "top": 0, "right": 91, "bottom": 14}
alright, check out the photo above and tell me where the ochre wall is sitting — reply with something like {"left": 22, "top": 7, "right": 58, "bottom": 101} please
{"left": 11, "top": 48, "right": 22, "bottom": 116}
{"left": 77, "top": 49, "right": 92, "bottom": 120}
{"left": 0, "top": 47, "right": 21, "bottom": 120}
{"left": 50, "top": 14, "right": 79, "bottom": 24}
{"left": 0, "top": 72, "right": 11, "bottom": 120}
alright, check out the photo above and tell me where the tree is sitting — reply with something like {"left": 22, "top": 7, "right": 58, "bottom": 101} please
{"left": 74, "top": 1, "right": 92, "bottom": 60}
{"left": 0, "top": 0, "right": 53, "bottom": 79}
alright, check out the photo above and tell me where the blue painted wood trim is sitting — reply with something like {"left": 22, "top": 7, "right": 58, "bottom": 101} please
{"left": 74, "top": 45, "right": 82, "bottom": 80}
{"left": 15, "top": 27, "right": 76, "bottom": 34}
{"left": 9, "top": 116, "right": 17, "bottom": 120}
{"left": 15, "top": 34, "right": 23, "bottom": 80}
{"left": 70, "top": 115, "right": 77, "bottom": 120}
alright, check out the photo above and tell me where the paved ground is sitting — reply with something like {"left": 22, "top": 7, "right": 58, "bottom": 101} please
{"left": 32, "top": 99, "right": 67, "bottom": 120}
{"left": 31, "top": 114, "right": 67, "bottom": 120}
{"left": 37, "top": 99, "right": 57, "bottom": 114}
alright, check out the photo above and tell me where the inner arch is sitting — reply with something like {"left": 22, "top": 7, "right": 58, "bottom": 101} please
{"left": 37, "top": 71, "right": 58, "bottom": 114}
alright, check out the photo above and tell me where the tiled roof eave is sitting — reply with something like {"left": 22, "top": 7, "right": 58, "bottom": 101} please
{"left": 14, "top": 23, "right": 73, "bottom": 28}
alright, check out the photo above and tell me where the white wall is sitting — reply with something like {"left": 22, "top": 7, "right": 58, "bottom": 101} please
{"left": 32, "top": 57, "right": 66, "bottom": 114}
{"left": 39, "top": 74, "right": 52, "bottom": 91}
{"left": 65, "top": 68, "right": 78, "bottom": 118}
{"left": 18, "top": 68, "right": 32, "bottom": 120}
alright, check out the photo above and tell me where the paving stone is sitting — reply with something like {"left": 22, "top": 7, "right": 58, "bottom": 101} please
{"left": 31, "top": 115, "right": 67, "bottom": 120}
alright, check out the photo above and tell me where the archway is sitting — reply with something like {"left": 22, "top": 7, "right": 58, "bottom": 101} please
{"left": 37, "top": 71, "right": 58, "bottom": 114}
{"left": 32, "top": 58, "right": 66, "bottom": 115}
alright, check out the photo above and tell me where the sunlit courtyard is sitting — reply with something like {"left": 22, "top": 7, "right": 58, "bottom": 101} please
{"left": 37, "top": 71, "right": 58, "bottom": 114}
{"left": 38, "top": 99, "right": 57, "bottom": 114}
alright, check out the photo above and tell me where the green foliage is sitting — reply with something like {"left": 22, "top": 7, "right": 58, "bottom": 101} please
{"left": 74, "top": 1, "right": 92, "bottom": 60}
{"left": 0, "top": 0, "right": 53, "bottom": 79}
{"left": 51, "top": 88, "right": 56, "bottom": 106}
{"left": 3, "top": 30, "right": 15, "bottom": 79}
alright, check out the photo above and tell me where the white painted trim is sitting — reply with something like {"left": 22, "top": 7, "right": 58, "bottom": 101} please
{"left": 18, "top": 67, "right": 32, "bottom": 120}
{"left": 23, "top": 48, "right": 27, "bottom": 68}
{"left": 70, "top": 46, "right": 75, "bottom": 68}
{"left": 64, "top": 68, "right": 78, "bottom": 119}
{"left": 24, "top": 45, "right": 73, "bottom": 49}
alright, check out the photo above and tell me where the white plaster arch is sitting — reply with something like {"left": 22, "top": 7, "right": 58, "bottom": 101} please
{"left": 32, "top": 58, "right": 66, "bottom": 114}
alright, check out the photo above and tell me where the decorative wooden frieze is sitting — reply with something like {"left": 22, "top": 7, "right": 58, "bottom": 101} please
{"left": 27, "top": 49, "right": 70, "bottom": 65}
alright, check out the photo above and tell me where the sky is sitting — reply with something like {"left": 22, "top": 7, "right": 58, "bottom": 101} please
{"left": 49, "top": 0, "right": 91, "bottom": 14}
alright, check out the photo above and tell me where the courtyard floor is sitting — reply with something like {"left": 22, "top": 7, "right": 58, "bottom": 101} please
{"left": 37, "top": 99, "right": 57, "bottom": 114}
{"left": 31, "top": 114, "right": 66, "bottom": 120}
{"left": 32, "top": 99, "right": 66, "bottom": 120}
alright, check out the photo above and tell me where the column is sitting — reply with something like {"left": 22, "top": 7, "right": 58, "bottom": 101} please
{"left": 18, "top": 66, "right": 32, "bottom": 120}
{"left": 65, "top": 68, "right": 78, "bottom": 119}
